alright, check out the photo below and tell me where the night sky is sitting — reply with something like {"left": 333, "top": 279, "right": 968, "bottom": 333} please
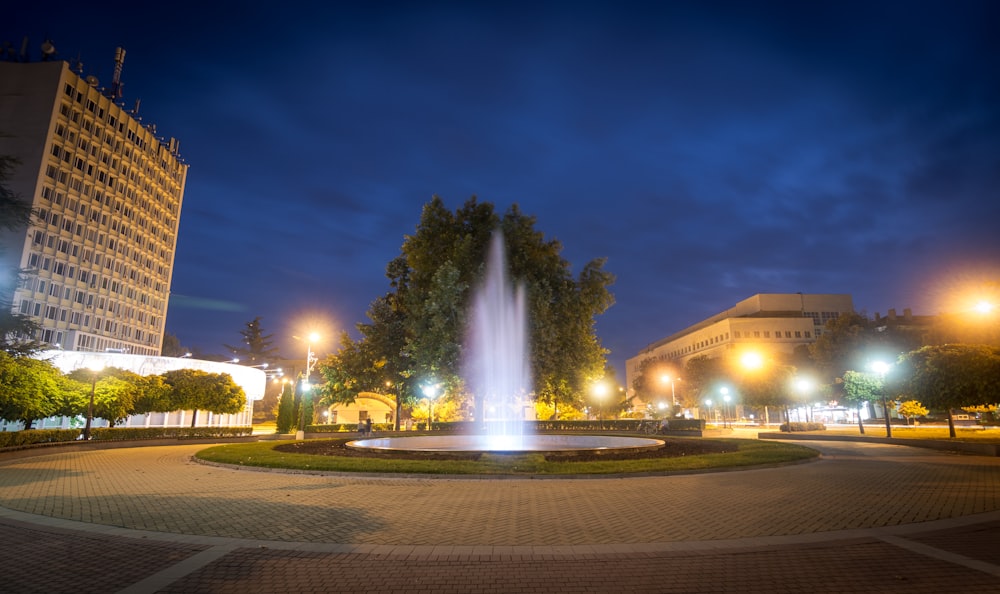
{"left": 7, "top": 1, "right": 1000, "bottom": 377}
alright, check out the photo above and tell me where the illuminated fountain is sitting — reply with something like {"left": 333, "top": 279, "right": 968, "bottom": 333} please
{"left": 349, "top": 231, "right": 662, "bottom": 455}
{"left": 465, "top": 231, "right": 532, "bottom": 449}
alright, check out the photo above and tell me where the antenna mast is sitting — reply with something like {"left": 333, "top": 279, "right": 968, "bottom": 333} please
{"left": 110, "top": 47, "right": 125, "bottom": 99}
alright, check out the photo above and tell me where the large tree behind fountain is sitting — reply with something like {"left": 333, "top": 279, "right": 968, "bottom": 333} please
{"left": 318, "top": 196, "right": 615, "bottom": 428}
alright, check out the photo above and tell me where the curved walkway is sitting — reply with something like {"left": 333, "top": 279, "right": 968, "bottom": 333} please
{"left": 2, "top": 439, "right": 999, "bottom": 593}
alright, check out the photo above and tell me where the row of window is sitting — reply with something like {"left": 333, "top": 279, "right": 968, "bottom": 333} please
{"left": 33, "top": 208, "right": 173, "bottom": 279}
{"left": 733, "top": 330, "right": 811, "bottom": 339}
{"left": 20, "top": 298, "right": 161, "bottom": 346}
{"left": 53, "top": 118, "right": 184, "bottom": 204}
{"left": 61, "top": 83, "right": 186, "bottom": 183}
{"left": 20, "top": 274, "right": 163, "bottom": 326}
{"left": 75, "top": 333, "right": 159, "bottom": 356}
{"left": 40, "top": 185, "right": 174, "bottom": 253}
{"left": 803, "top": 311, "right": 841, "bottom": 326}
{"left": 24, "top": 252, "right": 167, "bottom": 311}
{"left": 43, "top": 150, "right": 180, "bottom": 231}
{"left": 658, "top": 325, "right": 829, "bottom": 360}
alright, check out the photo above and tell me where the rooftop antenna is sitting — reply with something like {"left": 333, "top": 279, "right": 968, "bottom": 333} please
{"left": 74, "top": 52, "right": 84, "bottom": 74}
{"left": 132, "top": 98, "right": 141, "bottom": 115}
{"left": 110, "top": 46, "right": 125, "bottom": 99}
{"left": 40, "top": 39, "right": 56, "bottom": 61}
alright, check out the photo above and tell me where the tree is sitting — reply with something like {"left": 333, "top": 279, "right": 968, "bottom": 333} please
{"left": 66, "top": 367, "right": 144, "bottom": 427}
{"left": 133, "top": 374, "right": 173, "bottom": 415}
{"left": 896, "top": 400, "right": 928, "bottom": 425}
{"left": 275, "top": 381, "right": 296, "bottom": 433}
{"left": 735, "top": 361, "right": 797, "bottom": 415}
{"left": 0, "top": 353, "right": 62, "bottom": 429}
{"left": 0, "top": 156, "right": 33, "bottom": 229}
{"left": 161, "top": 332, "right": 189, "bottom": 357}
{"left": 895, "top": 344, "right": 1000, "bottom": 437}
{"left": 0, "top": 156, "right": 44, "bottom": 357}
{"left": 808, "top": 312, "right": 876, "bottom": 382}
{"left": 160, "top": 368, "right": 247, "bottom": 426}
{"left": 682, "top": 356, "right": 727, "bottom": 404}
{"left": 842, "top": 370, "right": 883, "bottom": 435}
{"left": 224, "top": 317, "right": 280, "bottom": 365}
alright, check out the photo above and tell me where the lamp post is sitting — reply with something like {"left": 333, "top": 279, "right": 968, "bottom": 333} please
{"left": 82, "top": 361, "right": 105, "bottom": 440}
{"left": 704, "top": 398, "right": 713, "bottom": 425}
{"left": 593, "top": 382, "right": 609, "bottom": 428}
{"left": 422, "top": 384, "right": 439, "bottom": 430}
{"left": 660, "top": 374, "right": 679, "bottom": 408}
{"left": 871, "top": 360, "right": 892, "bottom": 438}
{"left": 793, "top": 377, "right": 814, "bottom": 426}
{"left": 720, "top": 387, "right": 731, "bottom": 429}
{"left": 295, "top": 333, "right": 320, "bottom": 440}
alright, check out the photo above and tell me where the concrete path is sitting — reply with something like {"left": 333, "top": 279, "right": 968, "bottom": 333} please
{"left": 2, "top": 439, "right": 999, "bottom": 593}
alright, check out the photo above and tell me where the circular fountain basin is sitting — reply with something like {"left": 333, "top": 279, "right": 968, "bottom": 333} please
{"left": 347, "top": 434, "right": 664, "bottom": 454}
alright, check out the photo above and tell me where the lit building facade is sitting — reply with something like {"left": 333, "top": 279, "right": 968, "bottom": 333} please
{"left": 0, "top": 55, "right": 186, "bottom": 356}
{"left": 626, "top": 293, "right": 855, "bottom": 404}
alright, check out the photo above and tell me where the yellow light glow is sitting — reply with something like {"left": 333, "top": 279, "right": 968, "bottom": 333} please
{"left": 741, "top": 352, "right": 763, "bottom": 370}
{"left": 973, "top": 300, "right": 994, "bottom": 315}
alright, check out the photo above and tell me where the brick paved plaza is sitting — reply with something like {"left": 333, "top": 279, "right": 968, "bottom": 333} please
{"left": 1, "top": 438, "right": 999, "bottom": 593}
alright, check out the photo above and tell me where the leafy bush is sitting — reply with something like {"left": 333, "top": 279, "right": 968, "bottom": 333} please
{"left": 0, "top": 426, "right": 252, "bottom": 448}
{"left": 781, "top": 422, "right": 827, "bottom": 432}
{"left": 89, "top": 426, "right": 252, "bottom": 440}
{"left": 0, "top": 429, "right": 80, "bottom": 448}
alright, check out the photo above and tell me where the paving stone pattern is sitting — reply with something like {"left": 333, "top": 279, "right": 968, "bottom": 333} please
{"left": 1, "top": 439, "right": 999, "bottom": 592}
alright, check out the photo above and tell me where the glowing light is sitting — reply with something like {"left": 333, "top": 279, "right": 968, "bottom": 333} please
{"left": 870, "top": 360, "right": 890, "bottom": 376}
{"left": 974, "top": 300, "right": 994, "bottom": 315}
{"left": 741, "top": 352, "right": 763, "bottom": 370}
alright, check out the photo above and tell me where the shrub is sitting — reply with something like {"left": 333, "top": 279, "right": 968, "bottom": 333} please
{"left": 781, "top": 422, "right": 826, "bottom": 432}
{"left": 0, "top": 429, "right": 80, "bottom": 448}
{"left": 0, "top": 426, "right": 253, "bottom": 448}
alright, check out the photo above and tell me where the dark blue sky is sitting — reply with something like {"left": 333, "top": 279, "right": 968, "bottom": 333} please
{"left": 7, "top": 1, "right": 1000, "bottom": 377}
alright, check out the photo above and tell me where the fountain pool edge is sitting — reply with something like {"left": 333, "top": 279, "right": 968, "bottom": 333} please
{"left": 346, "top": 434, "right": 665, "bottom": 454}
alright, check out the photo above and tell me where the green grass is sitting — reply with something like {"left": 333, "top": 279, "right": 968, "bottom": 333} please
{"left": 195, "top": 438, "right": 819, "bottom": 475}
{"left": 793, "top": 425, "right": 1000, "bottom": 441}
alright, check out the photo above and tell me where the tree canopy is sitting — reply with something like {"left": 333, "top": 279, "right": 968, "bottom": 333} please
{"left": 317, "top": 196, "right": 615, "bottom": 424}
{"left": 0, "top": 155, "right": 44, "bottom": 357}
{"left": 224, "top": 317, "right": 281, "bottom": 365}
{"left": 894, "top": 344, "right": 1000, "bottom": 428}
{"left": 0, "top": 353, "right": 62, "bottom": 428}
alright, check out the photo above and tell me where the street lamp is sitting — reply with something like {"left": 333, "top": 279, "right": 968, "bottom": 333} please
{"left": 294, "top": 333, "right": 320, "bottom": 441}
{"left": 871, "top": 360, "right": 892, "bottom": 438}
{"left": 82, "top": 361, "right": 105, "bottom": 440}
{"left": 305, "top": 331, "right": 320, "bottom": 380}
{"left": 660, "top": 374, "right": 679, "bottom": 408}
{"left": 704, "top": 398, "right": 713, "bottom": 425}
{"left": 593, "top": 382, "right": 609, "bottom": 426}
{"left": 295, "top": 380, "right": 312, "bottom": 440}
{"left": 740, "top": 351, "right": 764, "bottom": 371}
{"left": 422, "top": 384, "right": 439, "bottom": 430}
{"left": 721, "top": 388, "right": 732, "bottom": 429}
{"left": 793, "top": 377, "right": 815, "bottom": 424}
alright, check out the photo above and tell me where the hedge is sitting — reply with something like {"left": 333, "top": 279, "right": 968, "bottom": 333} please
{"left": 0, "top": 426, "right": 252, "bottom": 448}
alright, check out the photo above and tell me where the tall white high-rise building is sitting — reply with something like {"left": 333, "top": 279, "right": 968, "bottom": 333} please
{"left": 0, "top": 47, "right": 187, "bottom": 355}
